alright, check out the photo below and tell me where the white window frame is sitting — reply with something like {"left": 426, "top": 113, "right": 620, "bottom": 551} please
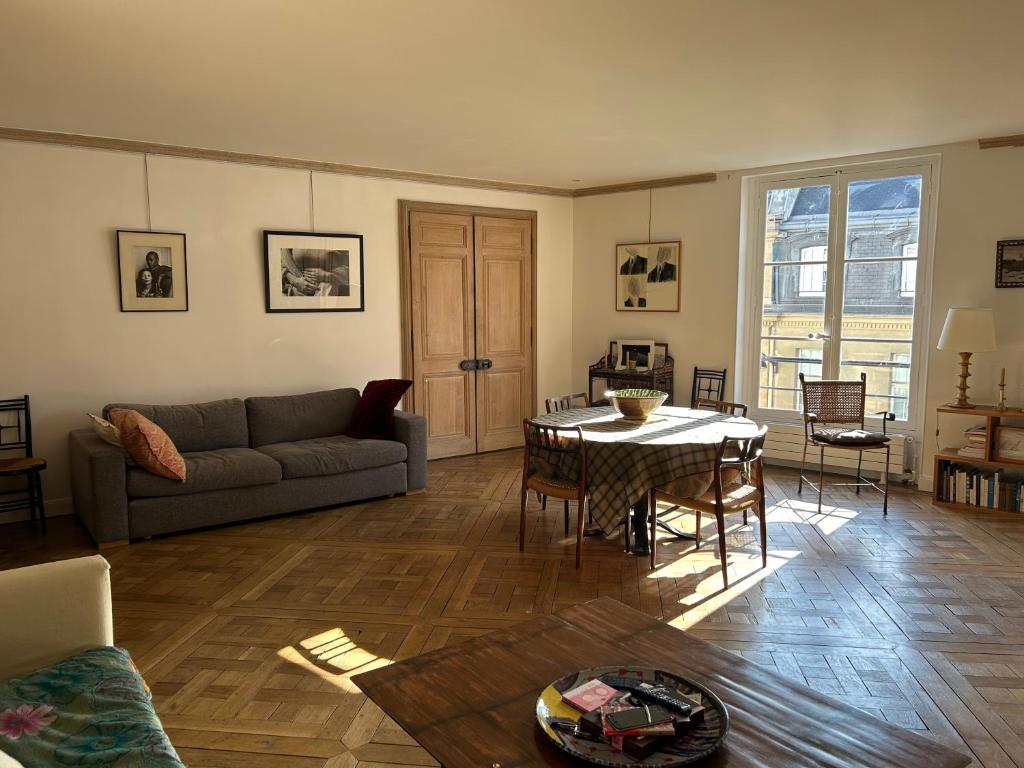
{"left": 737, "top": 156, "right": 939, "bottom": 445}
{"left": 798, "top": 246, "right": 828, "bottom": 297}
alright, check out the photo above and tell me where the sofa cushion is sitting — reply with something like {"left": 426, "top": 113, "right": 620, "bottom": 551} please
{"left": 0, "top": 646, "right": 183, "bottom": 767}
{"left": 257, "top": 435, "right": 406, "bottom": 480}
{"left": 127, "top": 447, "right": 282, "bottom": 498}
{"left": 108, "top": 409, "right": 186, "bottom": 482}
{"left": 104, "top": 398, "right": 248, "bottom": 453}
{"left": 245, "top": 388, "right": 360, "bottom": 447}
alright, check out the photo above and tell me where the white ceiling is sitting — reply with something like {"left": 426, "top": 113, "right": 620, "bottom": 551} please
{"left": 3, "top": 0, "right": 1024, "bottom": 188}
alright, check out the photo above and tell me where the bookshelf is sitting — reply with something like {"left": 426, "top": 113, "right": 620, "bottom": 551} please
{"left": 933, "top": 404, "right": 1024, "bottom": 513}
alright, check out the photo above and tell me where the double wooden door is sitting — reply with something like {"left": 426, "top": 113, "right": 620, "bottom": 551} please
{"left": 405, "top": 206, "right": 535, "bottom": 459}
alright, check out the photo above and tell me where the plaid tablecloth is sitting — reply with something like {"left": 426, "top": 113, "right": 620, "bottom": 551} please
{"left": 532, "top": 406, "right": 760, "bottom": 536}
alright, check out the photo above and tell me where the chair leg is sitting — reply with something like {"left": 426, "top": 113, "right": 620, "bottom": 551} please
{"left": 540, "top": 492, "right": 547, "bottom": 511}
{"left": 798, "top": 440, "right": 808, "bottom": 494}
{"left": 649, "top": 490, "right": 657, "bottom": 570}
{"left": 856, "top": 451, "right": 863, "bottom": 495}
{"left": 623, "top": 507, "right": 632, "bottom": 553}
{"left": 519, "top": 485, "right": 528, "bottom": 552}
{"left": 758, "top": 502, "right": 768, "bottom": 567}
{"left": 563, "top": 500, "right": 569, "bottom": 537}
{"left": 818, "top": 446, "right": 825, "bottom": 513}
{"left": 575, "top": 494, "right": 585, "bottom": 569}
{"left": 34, "top": 473, "right": 46, "bottom": 530}
{"left": 883, "top": 445, "right": 891, "bottom": 517}
{"left": 743, "top": 510, "right": 748, "bottom": 526}
{"left": 694, "top": 509, "right": 702, "bottom": 549}
{"left": 715, "top": 511, "right": 728, "bottom": 589}
{"left": 26, "top": 472, "right": 37, "bottom": 523}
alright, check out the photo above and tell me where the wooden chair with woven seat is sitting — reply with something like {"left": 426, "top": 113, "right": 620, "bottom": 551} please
{"left": 0, "top": 395, "right": 47, "bottom": 528}
{"left": 695, "top": 398, "right": 748, "bottom": 417}
{"left": 648, "top": 425, "right": 768, "bottom": 586}
{"left": 798, "top": 372, "right": 895, "bottom": 516}
{"left": 520, "top": 419, "right": 588, "bottom": 568}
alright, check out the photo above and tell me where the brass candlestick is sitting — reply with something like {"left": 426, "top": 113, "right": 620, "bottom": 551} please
{"left": 996, "top": 366, "right": 1008, "bottom": 411}
{"left": 948, "top": 351, "right": 975, "bottom": 409}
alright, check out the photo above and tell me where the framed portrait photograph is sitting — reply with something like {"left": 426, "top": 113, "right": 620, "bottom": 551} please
{"left": 263, "top": 230, "right": 364, "bottom": 313}
{"left": 614, "top": 338, "right": 656, "bottom": 371}
{"left": 116, "top": 230, "right": 188, "bottom": 312}
{"left": 996, "top": 239, "right": 1024, "bottom": 288}
{"left": 615, "top": 241, "right": 681, "bottom": 312}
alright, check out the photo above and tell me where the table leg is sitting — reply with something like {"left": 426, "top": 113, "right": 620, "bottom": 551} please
{"left": 631, "top": 496, "right": 697, "bottom": 557}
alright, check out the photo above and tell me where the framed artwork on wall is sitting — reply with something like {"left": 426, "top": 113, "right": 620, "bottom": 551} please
{"left": 263, "top": 230, "right": 364, "bottom": 312}
{"left": 615, "top": 241, "right": 681, "bottom": 311}
{"left": 996, "top": 239, "right": 1024, "bottom": 288}
{"left": 116, "top": 230, "right": 188, "bottom": 312}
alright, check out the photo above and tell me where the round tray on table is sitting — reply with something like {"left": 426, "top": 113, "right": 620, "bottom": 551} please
{"left": 535, "top": 666, "right": 729, "bottom": 766}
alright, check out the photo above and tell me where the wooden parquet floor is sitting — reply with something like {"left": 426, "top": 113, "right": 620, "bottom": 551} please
{"left": 4, "top": 451, "right": 1024, "bottom": 767}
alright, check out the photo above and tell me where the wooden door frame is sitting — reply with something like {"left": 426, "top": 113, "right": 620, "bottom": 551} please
{"left": 398, "top": 199, "right": 539, "bottom": 429}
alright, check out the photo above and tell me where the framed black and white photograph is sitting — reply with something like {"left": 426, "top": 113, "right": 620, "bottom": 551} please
{"left": 614, "top": 338, "right": 656, "bottom": 371}
{"left": 615, "top": 241, "right": 681, "bottom": 312}
{"left": 996, "top": 239, "right": 1024, "bottom": 288}
{"left": 263, "top": 230, "right": 364, "bottom": 312}
{"left": 116, "top": 230, "right": 188, "bottom": 312}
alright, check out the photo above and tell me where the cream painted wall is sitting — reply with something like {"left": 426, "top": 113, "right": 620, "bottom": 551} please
{"left": 0, "top": 141, "right": 573, "bottom": 519}
{"left": 571, "top": 140, "right": 1024, "bottom": 492}
{"left": 571, "top": 176, "right": 744, "bottom": 406}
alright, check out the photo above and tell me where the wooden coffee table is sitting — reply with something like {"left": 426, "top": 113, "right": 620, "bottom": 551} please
{"left": 353, "top": 597, "right": 971, "bottom": 768}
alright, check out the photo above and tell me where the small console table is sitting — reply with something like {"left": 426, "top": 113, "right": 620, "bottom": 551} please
{"left": 588, "top": 341, "right": 674, "bottom": 404}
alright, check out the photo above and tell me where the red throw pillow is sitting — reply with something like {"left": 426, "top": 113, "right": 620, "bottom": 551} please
{"left": 107, "top": 408, "right": 187, "bottom": 481}
{"left": 346, "top": 379, "right": 413, "bottom": 440}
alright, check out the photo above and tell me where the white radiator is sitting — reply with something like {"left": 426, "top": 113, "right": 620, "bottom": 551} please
{"left": 762, "top": 423, "right": 914, "bottom": 480}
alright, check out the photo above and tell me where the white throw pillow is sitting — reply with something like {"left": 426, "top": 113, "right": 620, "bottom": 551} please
{"left": 87, "top": 413, "right": 122, "bottom": 448}
{"left": 0, "top": 749, "right": 25, "bottom": 767}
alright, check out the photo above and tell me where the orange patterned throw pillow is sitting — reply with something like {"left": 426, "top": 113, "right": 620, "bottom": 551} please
{"left": 107, "top": 408, "right": 186, "bottom": 481}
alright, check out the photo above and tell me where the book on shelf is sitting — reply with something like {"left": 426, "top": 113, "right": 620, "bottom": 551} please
{"left": 938, "top": 461, "right": 1022, "bottom": 512}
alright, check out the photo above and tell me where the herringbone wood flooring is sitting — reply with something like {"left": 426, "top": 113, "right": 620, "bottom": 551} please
{"left": 4, "top": 452, "right": 1024, "bottom": 767}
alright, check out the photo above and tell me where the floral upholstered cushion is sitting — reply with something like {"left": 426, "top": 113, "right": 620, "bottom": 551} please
{"left": 0, "top": 646, "right": 182, "bottom": 767}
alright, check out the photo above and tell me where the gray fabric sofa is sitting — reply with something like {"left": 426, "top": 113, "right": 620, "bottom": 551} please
{"left": 67, "top": 388, "right": 426, "bottom": 545}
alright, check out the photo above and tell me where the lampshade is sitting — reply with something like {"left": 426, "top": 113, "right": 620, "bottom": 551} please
{"left": 937, "top": 307, "right": 997, "bottom": 352}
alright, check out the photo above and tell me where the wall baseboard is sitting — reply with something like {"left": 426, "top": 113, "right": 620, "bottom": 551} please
{"left": 0, "top": 496, "right": 73, "bottom": 526}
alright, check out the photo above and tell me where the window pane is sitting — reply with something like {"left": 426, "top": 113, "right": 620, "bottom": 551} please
{"left": 843, "top": 176, "right": 921, "bottom": 259}
{"left": 763, "top": 264, "right": 826, "bottom": 319}
{"left": 840, "top": 261, "right": 915, "bottom": 340}
{"left": 759, "top": 338, "right": 822, "bottom": 411}
{"left": 839, "top": 341, "right": 912, "bottom": 419}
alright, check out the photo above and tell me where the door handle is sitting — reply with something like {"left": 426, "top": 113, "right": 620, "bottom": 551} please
{"left": 478, "top": 359, "right": 493, "bottom": 369}
{"left": 807, "top": 332, "right": 831, "bottom": 341}
{"left": 460, "top": 359, "right": 479, "bottom": 371}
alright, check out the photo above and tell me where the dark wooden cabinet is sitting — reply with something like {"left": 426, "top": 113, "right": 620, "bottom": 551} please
{"left": 588, "top": 341, "right": 674, "bottom": 404}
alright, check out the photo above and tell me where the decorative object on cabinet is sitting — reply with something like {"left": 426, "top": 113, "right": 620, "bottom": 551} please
{"left": 936, "top": 307, "right": 997, "bottom": 408}
{"left": 588, "top": 341, "right": 674, "bottom": 406}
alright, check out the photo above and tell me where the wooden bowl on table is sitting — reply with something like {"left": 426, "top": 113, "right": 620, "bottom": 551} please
{"left": 607, "top": 388, "right": 668, "bottom": 422}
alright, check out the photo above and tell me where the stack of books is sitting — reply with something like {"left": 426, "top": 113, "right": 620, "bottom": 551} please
{"left": 938, "top": 463, "right": 1023, "bottom": 512}
{"left": 956, "top": 425, "right": 987, "bottom": 459}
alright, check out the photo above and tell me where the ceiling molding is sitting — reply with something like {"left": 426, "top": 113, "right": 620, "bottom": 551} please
{"left": 978, "top": 133, "right": 1024, "bottom": 150}
{"left": 0, "top": 126, "right": 722, "bottom": 198}
{"left": 571, "top": 173, "right": 718, "bottom": 197}
{"left": 0, "top": 126, "right": 574, "bottom": 197}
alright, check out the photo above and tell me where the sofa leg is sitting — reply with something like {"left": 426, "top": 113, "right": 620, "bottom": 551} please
{"left": 98, "top": 539, "right": 130, "bottom": 551}
{"left": 403, "top": 488, "right": 426, "bottom": 496}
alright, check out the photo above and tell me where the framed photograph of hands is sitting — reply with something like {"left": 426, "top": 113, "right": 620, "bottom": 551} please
{"left": 263, "top": 230, "right": 365, "bottom": 312}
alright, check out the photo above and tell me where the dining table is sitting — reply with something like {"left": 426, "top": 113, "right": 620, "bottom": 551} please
{"left": 531, "top": 405, "right": 760, "bottom": 555}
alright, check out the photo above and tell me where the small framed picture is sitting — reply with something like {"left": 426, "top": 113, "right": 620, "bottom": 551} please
{"left": 996, "top": 239, "right": 1024, "bottom": 288}
{"left": 116, "top": 230, "right": 188, "bottom": 312}
{"left": 264, "top": 230, "right": 364, "bottom": 312}
{"left": 615, "top": 241, "right": 681, "bottom": 312}
{"left": 614, "top": 339, "right": 656, "bottom": 371}
{"left": 995, "top": 426, "right": 1024, "bottom": 463}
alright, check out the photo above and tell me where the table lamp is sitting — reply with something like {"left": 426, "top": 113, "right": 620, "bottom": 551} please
{"left": 936, "top": 307, "right": 997, "bottom": 408}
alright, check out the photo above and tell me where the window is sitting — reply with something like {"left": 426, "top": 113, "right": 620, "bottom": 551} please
{"left": 749, "top": 165, "right": 931, "bottom": 427}
{"left": 900, "top": 243, "right": 918, "bottom": 297}
{"left": 799, "top": 246, "right": 827, "bottom": 296}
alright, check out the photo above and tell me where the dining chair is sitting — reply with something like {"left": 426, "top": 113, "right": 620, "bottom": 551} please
{"left": 695, "top": 398, "right": 748, "bottom": 417}
{"left": 520, "top": 419, "right": 588, "bottom": 568}
{"left": 691, "top": 367, "right": 727, "bottom": 407}
{"left": 648, "top": 425, "right": 768, "bottom": 585}
{"left": 0, "top": 395, "right": 47, "bottom": 528}
{"left": 797, "top": 372, "right": 894, "bottom": 516}
{"left": 545, "top": 392, "right": 590, "bottom": 413}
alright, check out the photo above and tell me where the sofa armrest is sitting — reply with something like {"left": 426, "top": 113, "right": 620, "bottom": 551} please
{"left": 68, "top": 428, "right": 129, "bottom": 544}
{"left": 0, "top": 556, "right": 113, "bottom": 680}
{"left": 393, "top": 410, "right": 427, "bottom": 491}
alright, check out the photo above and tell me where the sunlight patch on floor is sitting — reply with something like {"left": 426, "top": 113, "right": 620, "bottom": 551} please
{"left": 769, "top": 497, "right": 859, "bottom": 535}
{"left": 277, "top": 627, "right": 393, "bottom": 689}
